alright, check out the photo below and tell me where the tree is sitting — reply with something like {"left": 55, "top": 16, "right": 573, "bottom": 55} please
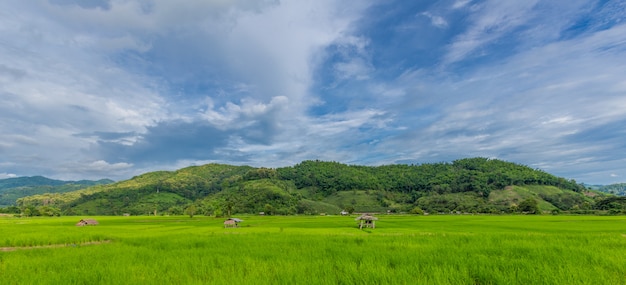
{"left": 223, "top": 199, "right": 235, "bottom": 217}
{"left": 213, "top": 209, "right": 223, "bottom": 218}
{"left": 518, "top": 198, "right": 539, "bottom": 214}
{"left": 409, "top": 207, "right": 424, "bottom": 215}
{"left": 167, "top": 206, "right": 183, "bottom": 215}
{"left": 185, "top": 205, "right": 197, "bottom": 218}
{"left": 22, "top": 207, "right": 32, "bottom": 217}
{"left": 345, "top": 206, "right": 355, "bottom": 214}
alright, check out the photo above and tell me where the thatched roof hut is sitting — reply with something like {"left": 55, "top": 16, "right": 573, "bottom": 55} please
{"left": 355, "top": 214, "right": 378, "bottom": 229}
{"left": 76, "top": 219, "right": 99, "bottom": 226}
{"left": 224, "top": 218, "right": 243, "bottom": 228}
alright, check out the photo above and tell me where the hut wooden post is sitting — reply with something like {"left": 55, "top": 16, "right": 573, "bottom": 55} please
{"left": 355, "top": 214, "right": 378, "bottom": 230}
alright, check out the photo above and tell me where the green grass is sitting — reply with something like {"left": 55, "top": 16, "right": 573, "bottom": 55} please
{"left": 1, "top": 215, "right": 625, "bottom": 284}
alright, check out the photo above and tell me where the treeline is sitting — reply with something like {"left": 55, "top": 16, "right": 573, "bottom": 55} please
{"left": 597, "top": 183, "right": 626, "bottom": 196}
{"left": 277, "top": 158, "right": 583, "bottom": 199}
{"left": 8, "top": 158, "right": 622, "bottom": 217}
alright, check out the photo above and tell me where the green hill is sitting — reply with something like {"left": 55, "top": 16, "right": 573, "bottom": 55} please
{"left": 595, "top": 183, "right": 626, "bottom": 196}
{"left": 13, "top": 158, "right": 623, "bottom": 216}
{"left": 0, "top": 176, "right": 113, "bottom": 207}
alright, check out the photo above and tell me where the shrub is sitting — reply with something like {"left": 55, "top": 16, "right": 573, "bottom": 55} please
{"left": 410, "top": 207, "right": 424, "bottom": 215}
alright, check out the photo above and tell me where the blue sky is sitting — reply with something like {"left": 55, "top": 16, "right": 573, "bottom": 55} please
{"left": 1, "top": 0, "right": 625, "bottom": 185}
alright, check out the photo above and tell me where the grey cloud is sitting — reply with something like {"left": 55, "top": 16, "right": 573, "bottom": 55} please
{"left": 75, "top": 131, "right": 138, "bottom": 141}
{"left": 0, "top": 64, "right": 27, "bottom": 81}
{"left": 92, "top": 105, "right": 286, "bottom": 166}
{"left": 94, "top": 121, "right": 231, "bottom": 164}
{"left": 564, "top": 119, "right": 626, "bottom": 147}
{"left": 48, "top": 0, "right": 112, "bottom": 10}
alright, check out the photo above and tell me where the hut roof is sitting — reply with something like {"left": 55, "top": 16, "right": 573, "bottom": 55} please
{"left": 227, "top": 218, "right": 243, "bottom": 222}
{"left": 355, "top": 214, "right": 378, "bottom": 221}
{"left": 76, "top": 219, "right": 99, "bottom": 226}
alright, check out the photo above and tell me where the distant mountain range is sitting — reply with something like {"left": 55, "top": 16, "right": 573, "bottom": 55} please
{"left": 586, "top": 183, "right": 626, "bottom": 196}
{"left": 0, "top": 176, "right": 114, "bottom": 206}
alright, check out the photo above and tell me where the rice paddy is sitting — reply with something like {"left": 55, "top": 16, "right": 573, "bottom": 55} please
{"left": 1, "top": 215, "right": 625, "bottom": 284}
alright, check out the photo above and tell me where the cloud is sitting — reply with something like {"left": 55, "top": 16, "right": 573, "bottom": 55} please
{"left": 0, "top": 173, "right": 17, "bottom": 179}
{"left": 421, "top": 12, "right": 448, "bottom": 28}
{"left": 452, "top": 0, "right": 473, "bottom": 9}
{"left": 1, "top": 1, "right": 626, "bottom": 185}
{"left": 89, "top": 95, "right": 291, "bottom": 167}
{"left": 333, "top": 5, "right": 626, "bottom": 184}
{"left": 0, "top": 1, "right": 371, "bottom": 180}
{"left": 54, "top": 160, "right": 133, "bottom": 181}
{"left": 443, "top": 0, "right": 540, "bottom": 65}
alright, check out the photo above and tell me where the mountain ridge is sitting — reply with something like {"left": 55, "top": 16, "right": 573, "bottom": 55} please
{"left": 10, "top": 158, "right": 626, "bottom": 216}
{"left": 0, "top": 176, "right": 114, "bottom": 206}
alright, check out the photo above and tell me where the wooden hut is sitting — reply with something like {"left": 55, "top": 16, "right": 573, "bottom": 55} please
{"left": 224, "top": 218, "right": 243, "bottom": 228}
{"left": 355, "top": 214, "right": 378, "bottom": 229}
{"left": 76, "top": 219, "right": 99, "bottom": 226}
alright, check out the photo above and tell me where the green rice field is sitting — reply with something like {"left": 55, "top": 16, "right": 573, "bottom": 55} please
{"left": 1, "top": 215, "right": 625, "bottom": 284}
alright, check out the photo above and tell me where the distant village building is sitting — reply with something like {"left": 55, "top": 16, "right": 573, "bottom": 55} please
{"left": 76, "top": 219, "right": 99, "bottom": 226}
{"left": 355, "top": 214, "right": 378, "bottom": 229}
{"left": 224, "top": 218, "right": 243, "bottom": 228}
{"left": 340, "top": 210, "right": 349, "bottom": 216}
{"left": 259, "top": 212, "right": 265, "bottom": 216}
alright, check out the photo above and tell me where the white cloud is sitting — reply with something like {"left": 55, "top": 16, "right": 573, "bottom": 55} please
{"left": 421, "top": 12, "right": 448, "bottom": 28}
{"left": 0, "top": 173, "right": 17, "bottom": 179}
{"left": 201, "top": 96, "right": 289, "bottom": 130}
{"left": 86, "top": 160, "right": 133, "bottom": 171}
{"left": 2, "top": 1, "right": 626, "bottom": 185}
{"left": 443, "top": 0, "right": 540, "bottom": 65}
{"left": 0, "top": 1, "right": 371, "bottom": 180}
{"left": 452, "top": 0, "right": 473, "bottom": 9}
{"left": 334, "top": 59, "right": 373, "bottom": 81}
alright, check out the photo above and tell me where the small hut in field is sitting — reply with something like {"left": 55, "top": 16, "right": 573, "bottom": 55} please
{"left": 355, "top": 214, "right": 378, "bottom": 229}
{"left": 224, "top": 218, "right": 243, "bottom": 228}
{"left": 76, "top": 219, "right": 99, "bottom": 226}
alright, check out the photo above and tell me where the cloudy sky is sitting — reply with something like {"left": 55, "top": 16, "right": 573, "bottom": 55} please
{"left": 1, "top": 0, "right": 625, "bottom": 184}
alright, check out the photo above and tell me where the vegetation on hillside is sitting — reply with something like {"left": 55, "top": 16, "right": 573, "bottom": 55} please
{"left": 595, "top": 183, "right": 626, "bottom": 196}
{"left": 0, "top": 176, "right": 113, "bottom": 207}
{"left": 7, "top": 158, "right": 625, "bottom": 216}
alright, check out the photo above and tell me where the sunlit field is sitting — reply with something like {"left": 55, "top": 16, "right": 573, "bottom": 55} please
{"left": 1, "top": 215, "right": 625, "bottom": 284}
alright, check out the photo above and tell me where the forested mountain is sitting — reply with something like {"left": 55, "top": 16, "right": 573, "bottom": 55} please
{"left": 0, "top": 176, "right": 113, "bottom": 207}
{"left": 12, "top": 158, "right": 624, "bottom": 216}
{"left": 595, "top": 183, "right": 626, "bottom": 196}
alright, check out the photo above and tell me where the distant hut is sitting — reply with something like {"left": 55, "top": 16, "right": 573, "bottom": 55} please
{"left": 224, "top": 218, "right": 243, "bottom": 228}
{"left": 355, "top": 214, "right": 378, "bottom": 229}
{"left": 76, "top": 219, "right": 99, "bottom": 226}
{"left": 340, "top": 210, "right": 349, "bottom": 216}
